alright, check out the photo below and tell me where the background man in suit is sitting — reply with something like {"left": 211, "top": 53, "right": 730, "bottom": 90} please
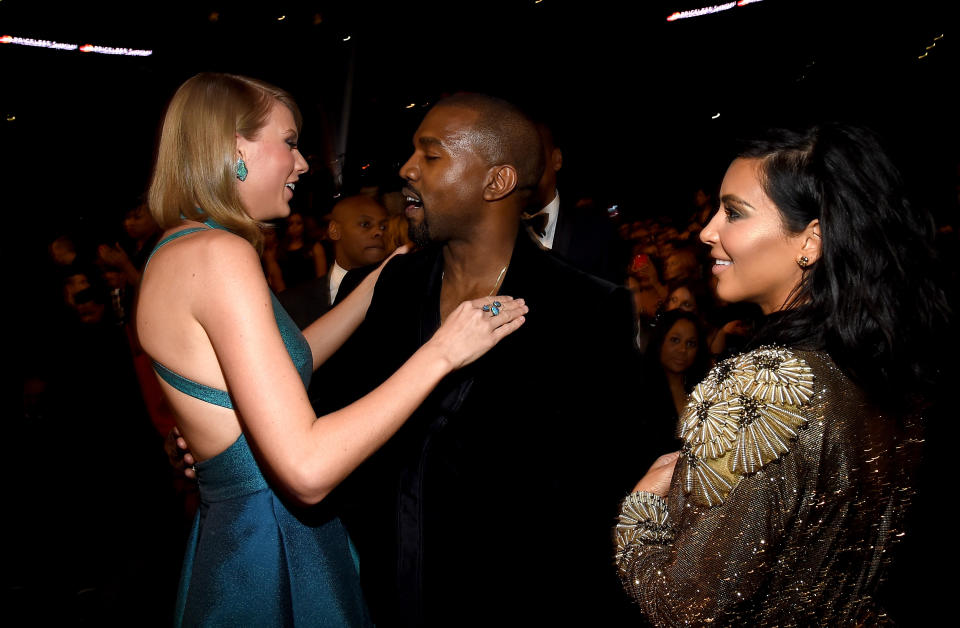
{"left": 277, "top": 195, "right": 388, "bottom": 329}
{"left": 326, "top": 195, "right": 390, "bottom": 301}
{"left": 326, "top": 94, "right": 653, "bottom": 626}
{"left": 521, "top": 120, "right": 628, "bottom": 284}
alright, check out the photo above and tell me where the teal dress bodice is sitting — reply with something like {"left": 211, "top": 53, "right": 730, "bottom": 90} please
{"left": 149, "top": 222, "right": 371, "bottom": 627}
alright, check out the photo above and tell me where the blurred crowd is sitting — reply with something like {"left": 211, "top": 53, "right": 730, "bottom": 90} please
{"left": 16, "top": 131, "right": 959, "bottom": 624}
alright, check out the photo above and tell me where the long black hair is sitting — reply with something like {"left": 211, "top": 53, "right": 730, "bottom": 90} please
{"left": 740, "top": 123, "right": 951, "bottom": 414}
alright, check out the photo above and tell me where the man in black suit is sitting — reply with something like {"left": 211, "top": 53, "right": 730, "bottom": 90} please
{"left": 520, "top": 121, "right": 628, "bottom": 285}
{"left": 327, "top": 94, "right": 652, "bottom": 626}
{"left": 277, "top": 194, "right": 388, "bottom": 329}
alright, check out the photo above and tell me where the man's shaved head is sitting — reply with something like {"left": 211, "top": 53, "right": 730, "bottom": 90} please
{"left": 330, "top": 194, "right": 385, "bottom": 223}
{"left": 432, "top": 93, "right": 545, "bottom": 195}
{"left": 328, "top": 195, "right": 388, "bottom": 269}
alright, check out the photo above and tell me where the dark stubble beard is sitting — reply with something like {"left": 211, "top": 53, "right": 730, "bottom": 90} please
{"left": 408, "top": 217, "right": 432, "bottom": 248}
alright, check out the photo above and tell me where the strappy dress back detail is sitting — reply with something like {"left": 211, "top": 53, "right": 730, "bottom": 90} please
{"left": 146, "top": 219, "right": 313, "bottom": 408}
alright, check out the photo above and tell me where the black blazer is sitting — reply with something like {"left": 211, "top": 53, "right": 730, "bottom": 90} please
{"left": 325, "top": 233, "right": 657, "bottom": 626}
{"left": 550, "top": 199, "right": 628, "bottom": 285}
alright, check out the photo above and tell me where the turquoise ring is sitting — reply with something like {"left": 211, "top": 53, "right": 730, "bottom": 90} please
{"left": 482, "top": 303, "right": 501, "bottom": 316}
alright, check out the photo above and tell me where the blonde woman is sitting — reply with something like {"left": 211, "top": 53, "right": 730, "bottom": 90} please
{"left": 138, "top": 73, "right": 526, "bottom": 626}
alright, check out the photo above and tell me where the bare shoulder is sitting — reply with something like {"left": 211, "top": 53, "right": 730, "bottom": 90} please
{"left": 154, "top": 227, "right": 258, "bottom": 271}
{"left": 138, "top": 227, "right": 267, "bottom": 347}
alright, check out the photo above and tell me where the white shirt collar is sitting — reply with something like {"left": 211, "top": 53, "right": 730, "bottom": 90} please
{"left": 329, "top": 261, "right": 349, "bottom": 303}
{"left": 524, "top": 191, "right": 561, "bottom": 250}
{"left": 538, "top": 190, "right": 561, "bottom": 250}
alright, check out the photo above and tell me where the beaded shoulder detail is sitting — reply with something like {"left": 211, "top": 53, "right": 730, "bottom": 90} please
{"left": 678, "top": 346, "right": 815, "bottom": 507}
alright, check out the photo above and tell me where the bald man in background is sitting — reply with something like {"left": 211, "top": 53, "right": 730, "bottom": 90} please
{"left": 326, "top": 195, "right": 390, "bottom": 302}
{"left": 277, "top": 195, "right": 389, "bottom": 329}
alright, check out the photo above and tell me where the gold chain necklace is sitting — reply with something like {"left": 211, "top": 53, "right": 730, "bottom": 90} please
{"left": 442, "top": 264, "right": 508, "bottom": 297}
{"left": 487, "top": 265, "right": 508, "bottom": 296}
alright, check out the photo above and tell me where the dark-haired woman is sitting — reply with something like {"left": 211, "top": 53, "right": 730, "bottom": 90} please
{"left": 274, "top": 210, "right": 327, "bottom": 292}
{"left": 652, "top": 309, "right": 710, "bottom": 420}
{"left": 640, "top": 310, "right": 711, "bottom": 462}
{"left": 614, "top": 123, "right": 950, "bottom": 625}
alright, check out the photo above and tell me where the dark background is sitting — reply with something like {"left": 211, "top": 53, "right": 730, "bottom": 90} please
{"left": 3, "top": 0, "right": 955, "bottom": 623}
{"left": 2, "top": 0, "right": 956, "bottom": 237}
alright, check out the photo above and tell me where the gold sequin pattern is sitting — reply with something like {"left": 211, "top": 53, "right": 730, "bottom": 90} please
{"left": 614, "top": 492, "right": 673, "bottom": 573}
{"left": 614, "top": 349, "right": 923, "bottom": 626}
{"left": 678, "top": 346, "right": 814, "bottom": 506}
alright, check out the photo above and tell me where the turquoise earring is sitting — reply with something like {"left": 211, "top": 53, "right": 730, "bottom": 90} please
{"left": 236, "top": 157, "right": 248, "bottom": 182}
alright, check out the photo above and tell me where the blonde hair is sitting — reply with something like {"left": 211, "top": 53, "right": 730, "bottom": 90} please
{"left": 148, "top": 73, "right": 302, "bottom": 251}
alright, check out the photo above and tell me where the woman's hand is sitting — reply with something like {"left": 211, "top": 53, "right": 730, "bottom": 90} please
{"left": 370, "top": 244, "right": 410, "bottom": 280}
{"left": 633, "top": 451, "right": 680, "bottom": 496}
{"left": 426, "top": 296, "right": 528, "bottom": 370}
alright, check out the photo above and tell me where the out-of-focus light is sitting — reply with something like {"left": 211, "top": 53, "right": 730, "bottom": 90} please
{"left": 667, "top": 2, "right": 735, "bottom": 22}
{"left": 342, "top": 35, "right": 352, "bottom": 41}
{"left": 667, "top": 1, "right": 764, "bottom": 22}
{"left": 277, "top": 15, "right": 286, "bottom": 21}
{"left": 313, "top": 13, "right": 323, "bottom": 25}
{"left": 2, "top": 33, "right": 151, "bottom": 56}
{"left": 80, "top": 43, "right": 152, "bottom": 56}
{"left": 1, "top": 35, "right": 78, "bottom": 50}
{"left": 208, "top": 11, "right": 219, "bottom": 22}
{"left": 405, "top": 103, "right": 416, "bottom": 109}
{"left": 712, "top": 112, "right": 721, "bottom": 119}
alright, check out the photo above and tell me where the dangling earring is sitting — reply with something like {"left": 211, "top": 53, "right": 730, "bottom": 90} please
{"left": 236, "top": 157, "right": 248, "bottom": 182}
{"left": 797, "top": 255, "right": 810, "bottom": 268}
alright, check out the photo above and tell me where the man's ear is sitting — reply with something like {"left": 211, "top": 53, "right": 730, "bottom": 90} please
{"left": 483, "top": 165, "right": 519, "bottom": 201}
{"left": 328, "top": 221, "right": 342, "bottom": 241}
{"left": 799, "top": 219, "right": 821, "bottom": 264}
{"left": 550, "top": 147, "right": 563, "bottom": 173}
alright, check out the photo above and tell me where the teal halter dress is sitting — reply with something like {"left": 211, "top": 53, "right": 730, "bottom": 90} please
{"left": 149, "top": 221, "right": 371, "bottom": 627}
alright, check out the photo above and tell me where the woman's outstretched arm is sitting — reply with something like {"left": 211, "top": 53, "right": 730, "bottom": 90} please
{"left": 200, "top": 236, "right": 524, "bottom": 505}
{"left": 299, "top": 246, "right": 407, "bottom": 369}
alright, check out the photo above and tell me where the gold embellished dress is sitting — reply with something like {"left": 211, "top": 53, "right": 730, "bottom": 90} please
{"left": 615, "top": 347, "right": 922, "bottom": 626}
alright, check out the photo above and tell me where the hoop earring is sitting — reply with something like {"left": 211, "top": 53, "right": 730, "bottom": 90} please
{"left": 236, "top": 157, "right": 248, "bottom": 182}
{"left": 797, "top": 255, "right": 810, "bottom": 268}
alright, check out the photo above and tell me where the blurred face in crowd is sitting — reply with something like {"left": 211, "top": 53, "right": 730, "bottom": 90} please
{"left": 329, "top": 196, "right": 388, "bottom": 269}
{"left": 627, "top": 275, "right": 662, "bottom": 319}
{"left": 666, "top": 286, "right": 696, "bottom": 313}
{"left": 50, "top": 236, "right": 77, "bottom": 266}
{"left": 700, "top": 158, "right": 815, "bottom": 314}
{"left": 286, "top": 212, "right": 305, "bottom": 240}
{"left": 659, "top": 319, "right": 699, "bottom": 375}
{"left": 663, "top": 249, "right": 698, "bottom": 282}
{"left": 400, "top": 106, "right": 488, "bottom": 247}
{"left": 236, "top": 102, "right": 308, "bottom": 222}
{"left": 64, "top": 273, "right": 91, "bottom": 307}
{"left": 123, "top": 205, "right": 158, "bottom": 242}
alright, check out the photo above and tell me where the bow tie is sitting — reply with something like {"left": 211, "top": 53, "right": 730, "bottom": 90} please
{"left": 521, "top": 211, "right": 549, "bottom": 238}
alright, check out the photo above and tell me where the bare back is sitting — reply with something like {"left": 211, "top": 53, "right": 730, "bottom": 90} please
{"left": 138, "top": 222, "right": 273, "bottom": 461}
